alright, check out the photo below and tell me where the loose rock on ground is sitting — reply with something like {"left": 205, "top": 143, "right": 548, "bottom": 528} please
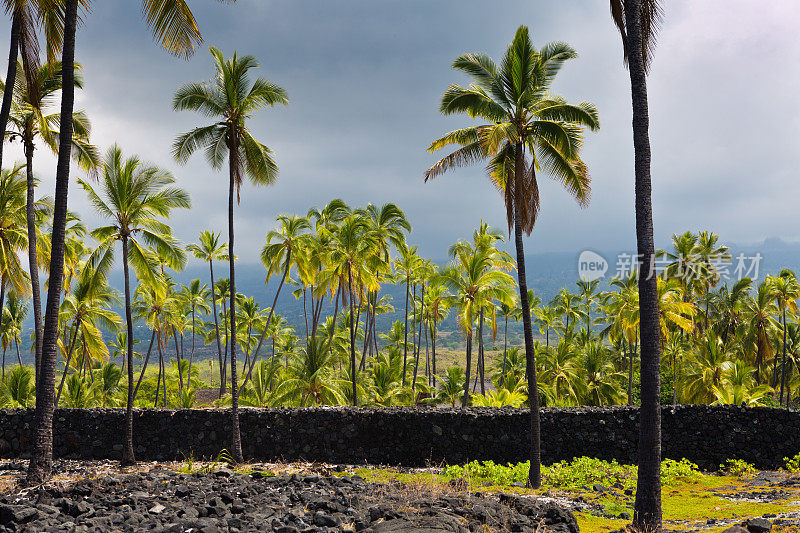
{"left": 0, "top": 465, "right": 578, "bottom": 532}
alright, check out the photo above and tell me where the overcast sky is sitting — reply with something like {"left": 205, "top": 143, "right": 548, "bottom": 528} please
{"left": 3, "top": 1, "right": 799, "bottom": 266}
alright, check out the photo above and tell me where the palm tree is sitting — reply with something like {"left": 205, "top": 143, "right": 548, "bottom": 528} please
{"left": 243, "top": 214, "right": 310, "bottom": 389}
{"left": 79, "top": 145, "right": 189, "bottom": 464}
{"left": 0, "top": 0, "right": 59, "bottom": 189}
{"left": 179, "top": 279, "right": 211, "bottom": 380}
{"left": 435, "top": 366, "right": 465, "bottom": 407}
{"left": 187, "top": 230, "right": 228, "bottom": 393}
{"left": 325, "top": 213, "right": 376, "bottom": 405}
{"left": 439, "top": 244, "right": 515, "bottom": 408}
{"left": 0, "top": 162, "right": 29, "bottom": 351}
{"left": 29, "top": 0, "right": 230, "bottom": 485}
{"left": 425, "top": 26, "right": 598, "bottom": 486}
{"left": 611, "top": 0, "right": 664, "bottom": 527}
{"left": 769, "top": 271, "right": 800, "bottom": 405}
{"left": 54, "top": 248, "right": 120, "bottom": 405}
{"left": 5, "top": 58, "right": 98, "bottom": 380}
{"left": 394, "top": 243, "right": 419, "bottom": 385}
{"left": 173, "top": 46, "right": 288, "bottom": 462}
{"left": 577, "top": 279, "right": 600, "bottom": 335}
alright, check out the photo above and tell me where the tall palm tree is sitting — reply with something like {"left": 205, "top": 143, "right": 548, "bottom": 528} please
{"left": 0, "top": 0, "right": 56, "bottom": 188}
{"left": 173, "top": 46, "right": 288, "bottom": 462}
{"left": 79, "top": 145, "right": 189, "bottom": 464}
{"left": 611, "top": 0, "right": 664, "bottom": 526}
{"left": 769, "top": 270, "right": 800, "bottom": 405}
{"left": 29, "top": 0, "right": 232, "bottom": 485}
{"left": 394, "top": 243, "right": 419, "bottom": 386}
{"left": 325, "top": 213, "right": 376, "bottom": 405}
{"left": 179, "top": 279, "right": 210, "bottom": 379}
{"left": 425, "top": 25, "right": 598, "bottom": 486}
{"left": 439, "top": 244, "right": 515, "bottom": 407}
{"left": 54, "top": 249, "right": 120, "bottom": 405}
{"left": 187, "top": 230, "right": 229, "bottom": 392}
{"left": 243, "top": 214, "right": 310, "bottom": 389}
{"left": 0, "top": 162, "right": 29, "bottom": 347}
{"left": 5, "top": 58, "right": 98, "bottom": 381}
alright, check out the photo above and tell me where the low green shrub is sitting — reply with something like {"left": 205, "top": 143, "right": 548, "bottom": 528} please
{"left": 719, "top": 459, "right": 756, "bottom": 477}
{"left": 444, "top": 456, "right": 705, "bottom": 489}
{"left": 660, "top": 458, "right": 702, "bottom": 485}
{"left": 785, "top": 452, "right": 800, "bottom": 473}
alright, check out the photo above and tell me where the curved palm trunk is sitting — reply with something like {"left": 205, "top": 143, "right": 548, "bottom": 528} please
{"left": 24, "top": 142, "right": 43, "bottom": 385}
{"left": 0, "top": 281, "right": 5, "bottom": 377}
{"left": 626, "top": 338, "right": 634, "bottom": 405}
{"left": 208, "top": 260, "right": 225, "bottom": 395}
{"left": 431, "top": 322, "right": 437, "bottom": 387}
{"left": 27, "top": 0, "right": 78, "bottom": 485}
{"left": 121, "top": 237, "right": 136, "bottom": 464}
{"left": 347, "top": 266, "right": 357, "bottom": 406}
{"left": 402, "top": 274, "right": 409, "bottom": 385}
{"left": 501, "top": 316, "right": 508, "bottom": 387}
{"left": 625, "top": 0, "right": 663, "bottom": 528}
{"left": 173, "top": 326, "right": 183, "bottom": 394}
{"left": 0, "top": 13, "right": 19, "bottom": 182}
{"left": 478, "top": 307, "right": 485, "bottom": 395}
{"left": 189, "top": 307, "right": 196, "bottom": 378}
{"left": 461, "top": 333, "right": 472, "bottom": 408}
{"left": 412, "top": 286, "right": 425, "bottom": 391}
{"left": 514, "top": 143, "right": 541, "bottom": 489}
{"left": 55, "top": 319, "right": 80, "bottom": 405}
{"left": 241, "top": 251, "right": 290, "bottom": 392}
{"left": 227, "top": 139, "right": 243, "bottom": 463}
{"left": 780, "top": 308, "right": 788, "bottom": 405}
{"left": 133, "top": 330, "right": 156, "bottom": 399}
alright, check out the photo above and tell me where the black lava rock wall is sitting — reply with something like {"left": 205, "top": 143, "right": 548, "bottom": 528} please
{"left": 0, "top": 405, "right": 797, "bottom": 469}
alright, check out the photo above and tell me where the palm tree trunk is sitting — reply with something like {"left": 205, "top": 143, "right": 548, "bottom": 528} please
{"left": 227, "top": 138, "right": 243, "bottom": 463}
{"left": 625, "top": 0, "right": 662, "bottom": 528}
{"left": 462, "top": 333, "right": 472, "bottom": 408}
{"left": 134, "top": 330, "right": 156, "bottom": 399}
{"left": 627, "top": 338, "right": 634, "bottom": 405}
{"left": 55, "top": 319, "right": 80, "bottom": 405}
{"left": 780, "top": 308, "right": 788, "bottom": 404}
{"left": 0, "top": 281, "right": 5, "bottom": 378}
{"left": 347, "top": 266, "right": 358, "bottom": 406}
{"left": 24, "top": 142, "right": 43, "bottom": 386}
{"left": 208, "top": 260, "right": 225, "bottom": 395}
{"left": 27, "top": 0, "right": 78, "bottom": 485}
{"left": 402, "top": 274, "right": 409, "bottom": 385}
{"left": 478, "top": 307, "right": 485, "bottom": 395}
{"left": 514, "top": 142, "right": 541, "bottom": 489}
{"left": 221, "top": 300, "right": 228, "bottom": 391}
{"left": 154, "top": 336, "right": 163, "bottom": 407}
{"left": 412, "top": 287, "right": 425, "bottom": 391}
{"left": 174, "top": 327, "right": 183, "bottom": 395}
{"left": 0, "top": 12, "right": 19, "bottom": 184}
{"left": 501, "top": 316, "right": 508, "bottom": 387}
{"left": 14, "top": 339, "right": 22, "bottom": 366}
{"left": 431, "top": 323, "right": 437, "bottom": 387}
{"left": 241, "top": 252, "right": 290, "bottom": 391}
{"left": 302, "top": 288, "right": 309, "bottom": 342}
{"left": 121, "top": 237, "right": 136, "bottom": 464}
{"left": 189, "top": 307, "right": 196, "bottom": 379}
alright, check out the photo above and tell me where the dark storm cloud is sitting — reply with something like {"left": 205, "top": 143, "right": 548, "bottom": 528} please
{"left": 2, "top": 1, "right": 798, "bottom": 266}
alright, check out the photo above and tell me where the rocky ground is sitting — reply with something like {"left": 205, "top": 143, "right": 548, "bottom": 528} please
{"left": 0, "top": 460, "right": 577, "bottom": 532}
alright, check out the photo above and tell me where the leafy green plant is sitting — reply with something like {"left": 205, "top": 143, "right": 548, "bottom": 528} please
{"left": 660, "top": 458, "right": 702, "bottom": 485}
{"left": 720, "top": 459, "right": 756, "bottom": 477}
{"left": 785, "top": 452, "right": 800, "bottom": 473}
{"left": 444, "top": 456, "right": 706, "bottom": 490}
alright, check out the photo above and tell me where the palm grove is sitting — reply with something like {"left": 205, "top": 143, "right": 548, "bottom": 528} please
{"left": 0, "top": 0, "right": 788, "bottom": 530}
